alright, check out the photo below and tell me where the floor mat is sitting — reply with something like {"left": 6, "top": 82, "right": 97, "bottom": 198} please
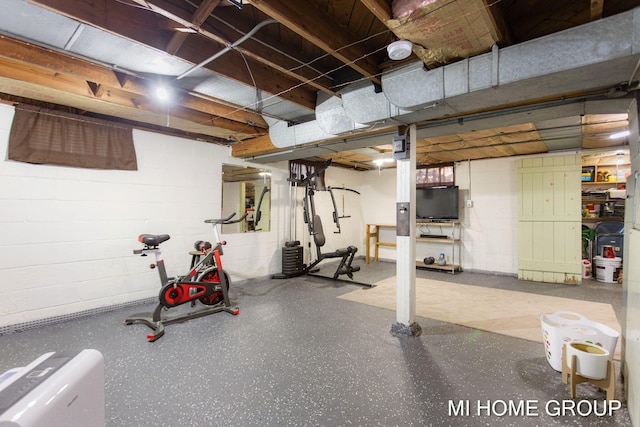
{"left": 338, "top": 276, "right": 622, "bottom": 359}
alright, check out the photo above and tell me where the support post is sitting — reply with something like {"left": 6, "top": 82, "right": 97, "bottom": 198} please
{"left": 391, "top": 124, "right": 421, "bottom": 337}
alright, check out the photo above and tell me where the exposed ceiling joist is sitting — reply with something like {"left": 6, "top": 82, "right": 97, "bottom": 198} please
{"left": 1, "top": 0, "right": 637, "bottom": 170}
{"left": 29, "top": 0, "right": 320, "bottom": 109}
{"left": 131, "top": 0, "right": 338, "bottom": 97}
{"left": 250, "top": 0, "right": 384, "bottom": 86}
{"left": 199, "top": 5, "right": 340, "bottom": 96}
{"left": 0, "top": 34, "right": 267, "bottom": 136}
{"left": 591, "top": 0, "right": 605, "bottom": 20}
{"left": 0, "top": 34, "right": 267, "bottom": 127}
{"left": 165, "top": 0, "right": 222, "bottom": 55}
{"left": 358, "top": 0, "right": 392, "bottom": 25}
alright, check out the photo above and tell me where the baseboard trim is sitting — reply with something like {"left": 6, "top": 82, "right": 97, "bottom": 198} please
{"left": 0, "top": 297, "right": 156, "bottom": 336}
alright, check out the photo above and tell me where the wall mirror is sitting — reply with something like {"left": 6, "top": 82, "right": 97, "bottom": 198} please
{"left": 221, "top": 164, "right": 271, "bottom": 233}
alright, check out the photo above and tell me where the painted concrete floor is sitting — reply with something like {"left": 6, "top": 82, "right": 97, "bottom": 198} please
{"left": 0, "top": 262, "right": 632, "bottom": 426}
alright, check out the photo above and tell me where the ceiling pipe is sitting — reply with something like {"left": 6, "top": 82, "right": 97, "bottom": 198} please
{"left": 177, "top": 18, "right": 278, "bottom": 80}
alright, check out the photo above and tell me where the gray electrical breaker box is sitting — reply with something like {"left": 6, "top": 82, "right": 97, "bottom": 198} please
{"left": 392, "top": 135, "right": 409, "bottom": 160}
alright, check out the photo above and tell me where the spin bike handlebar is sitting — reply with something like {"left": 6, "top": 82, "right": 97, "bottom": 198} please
{"left": 204, "top": 212, "right": 248, "bottom": 225}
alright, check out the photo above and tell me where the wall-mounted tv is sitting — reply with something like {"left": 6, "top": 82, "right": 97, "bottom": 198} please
{"left": 416, "top": 186, "right": 459, "bottom": 221}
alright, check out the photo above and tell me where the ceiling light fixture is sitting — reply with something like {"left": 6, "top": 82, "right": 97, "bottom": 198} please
{"left": 155, "top": 86, "right": 170, "bottom": 101}
{"left": 387, "top": 40, "right": 413, "bottom": 61}
{"left": 373, "top": 157, "right": 395, "bottom": 166}
{"left": 610, "top": 130, "right": 630, "bottom": 139}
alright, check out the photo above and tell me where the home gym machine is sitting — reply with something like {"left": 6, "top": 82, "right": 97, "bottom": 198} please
{"left": 254, "top": 185, "right": 270, "bottom": 231}
{"left": 125, "top": 213, "right": 245, "bottom": 342}
{"left": 327, "top": 185, "right": 360, "bottom": 234}
{"left": 289, "top": 159, "right": 369, "bottom": 285}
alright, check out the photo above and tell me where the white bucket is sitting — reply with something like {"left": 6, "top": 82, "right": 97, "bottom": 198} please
{"left": 540, "top": 311, "right": 619, "bottom": 371}
{"left": 594, "top": 256, "right": 622, "bottom": 283}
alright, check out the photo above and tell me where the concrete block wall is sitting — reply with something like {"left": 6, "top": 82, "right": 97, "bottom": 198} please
{"left": 0, "top": 104, "right": 285, "bottom": 328}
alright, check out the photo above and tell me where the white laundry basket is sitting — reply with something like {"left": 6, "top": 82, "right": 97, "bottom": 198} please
{"left": 540, "top": 311, "right": 619, "bottom": 371}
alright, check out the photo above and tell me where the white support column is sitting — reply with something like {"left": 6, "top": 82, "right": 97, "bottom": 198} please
{"left": 391, "top": 124, "right": 421, "bottom": 337}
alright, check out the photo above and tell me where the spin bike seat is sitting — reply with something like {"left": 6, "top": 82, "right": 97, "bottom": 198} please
{"left": 138, "top": 234, "right": 170, "bottom": 247}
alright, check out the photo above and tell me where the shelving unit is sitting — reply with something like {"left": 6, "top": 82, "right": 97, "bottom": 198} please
{"left": 582, "top": 157, "right": 629, "bottom": 223}
{"left": 581, "top": 198, "right": 625, "bottom": 223}
{"left": 581, "top": 151, "right": 628, "bottom": 274}
{"left": 416, "top": 221, "right": 461, "bottom": 273}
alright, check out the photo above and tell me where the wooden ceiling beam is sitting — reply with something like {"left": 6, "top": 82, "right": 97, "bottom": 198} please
{"left": 231, "top": 134, "right": 280, "bottom": 158}
{"left": 250, "top": 0, "right": 383, "bottom": 86}
{"left": 29, "top": 0, "right": 319, "bottom": 110}
{"left": 358, "top": 0, "right": 392, "bottom": 23}
{"left": 101, "top": 92, "right": 266, "bottom": 137}
{"left": 0, "top": 35, "right": 122, "bottom": 88}
{"left": 136, "top": 0, "right": 336, "bottom": 97}
{"left": 0, "top": 35, "right": 267, "bottom": 127}
{"left": 0, "top": 53, "right": 266, "bottom": 137}
{"left": 0, "top": 56, "right": 265, "bottom": 137}
{"left": 0, "top": 56, "right": 96, "bottom": 98}
{"left": 179, "top": 94, "right": 268, "bottom": 128}
{"left": 590, "top": 0, "right": 604, "bottom": 20}
{"left": 232, "top": 124, "right": 397, "bottom": 159}
{"left": 165, "top": 0, "right": 222, "bottom": 55}
{"left": 199, "top": 11, "right": 337, "bottom": 96}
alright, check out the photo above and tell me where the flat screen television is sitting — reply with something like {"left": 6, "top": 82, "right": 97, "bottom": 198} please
{"left": 416, "top": 186, "right": 459, "bottom": 221}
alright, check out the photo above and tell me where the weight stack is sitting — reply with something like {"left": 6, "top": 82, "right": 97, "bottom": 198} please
{"left": 274, "top": 241, "right": 306, "bottom": 279}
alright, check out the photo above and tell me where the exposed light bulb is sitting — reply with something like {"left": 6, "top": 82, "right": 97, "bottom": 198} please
{"left": 156, "top": 86, "right": 169, "bottom": 101}
{"left": 373, "top": 158, "right": 395, "bottom": 166}
{"left": 609, "top": 130, "right": 629, "bottom": 139}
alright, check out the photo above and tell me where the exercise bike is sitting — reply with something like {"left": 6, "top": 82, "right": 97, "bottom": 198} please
{"left": 125, "top": 213, "right": 245, "bottom": 342}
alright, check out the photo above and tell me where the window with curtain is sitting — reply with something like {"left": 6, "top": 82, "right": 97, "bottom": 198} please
{"left": 417, "top": 163, "right": 454, "bottom": 187}
{"left": 8, "top": 104, "right": 137, "bottom": 170}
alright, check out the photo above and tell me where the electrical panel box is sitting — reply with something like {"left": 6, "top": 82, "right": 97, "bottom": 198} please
{"left": 392, "top": 135, "right": 409, "bottom": 160}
